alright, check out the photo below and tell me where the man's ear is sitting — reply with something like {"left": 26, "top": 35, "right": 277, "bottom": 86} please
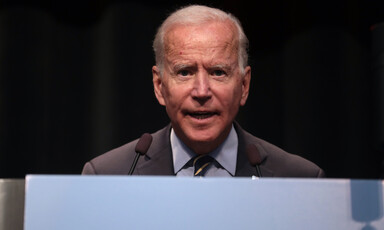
{"left": 152, "top": 66, "right": 166, "bottom": 106}
{"left": 240, "top": 66, "right": 251, "bottom": 106}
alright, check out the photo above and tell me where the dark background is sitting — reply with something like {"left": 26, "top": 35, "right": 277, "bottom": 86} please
{"left": 1, "top": 0, "right": 384, "bottom": 179}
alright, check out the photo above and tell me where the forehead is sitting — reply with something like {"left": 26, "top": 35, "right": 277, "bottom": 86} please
{"left": 163, "top": 21, "right": 238, "bottom": 55}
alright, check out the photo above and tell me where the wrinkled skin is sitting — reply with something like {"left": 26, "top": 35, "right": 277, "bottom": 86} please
{"left": 153, "top": 20, "right": 251, "bottom": 154}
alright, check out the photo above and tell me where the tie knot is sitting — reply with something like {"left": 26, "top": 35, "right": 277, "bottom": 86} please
{"left": 193, "top": 155, "right": 214, "bottom": 177}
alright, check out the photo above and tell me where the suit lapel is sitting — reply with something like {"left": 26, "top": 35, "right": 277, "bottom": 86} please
{"left": 234, "top": 122, "right": 274, "bottom": 177}
{"left": 136, "top": 125, "right": 175, "bottom": 176}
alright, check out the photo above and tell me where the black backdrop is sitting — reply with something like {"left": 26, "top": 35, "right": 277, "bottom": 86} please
{"left": 1, "top": 0, "right": 384, "bottom": 178}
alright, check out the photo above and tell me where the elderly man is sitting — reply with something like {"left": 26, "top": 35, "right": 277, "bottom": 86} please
{"left": 82, "top": 5, "right": 325, "bottom": 177}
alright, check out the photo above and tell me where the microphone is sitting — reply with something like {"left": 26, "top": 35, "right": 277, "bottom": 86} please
{"left": 246, "top": 144, "right": 262, "bottom": 177}
{"left": 128, "top": 133, "right": 153, "bottom": 175}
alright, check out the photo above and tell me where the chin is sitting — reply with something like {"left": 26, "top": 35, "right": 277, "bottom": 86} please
{"left": 185, "top": 129, "right": 222, "bottom": 144}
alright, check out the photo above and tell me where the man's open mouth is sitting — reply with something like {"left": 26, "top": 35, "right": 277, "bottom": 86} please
{"left": 188, "top": 111, "right": 217, "bottom": 119}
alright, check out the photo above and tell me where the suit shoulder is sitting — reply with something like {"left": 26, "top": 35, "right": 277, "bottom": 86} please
{"left": 237, "top": 125, "right": 324, "bottom": 177}
{"left": 82, "top": 125, "right": 171, "bottom": 175}
{"left": 256, "top": 137, "right": 324, "bottom": 177}
{"left": 82, "top": 139, "right": 139, "bottom": 175}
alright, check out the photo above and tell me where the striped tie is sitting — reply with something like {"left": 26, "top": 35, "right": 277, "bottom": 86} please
{"left": 193, "top": 155, "right": 214, "bottom": 177}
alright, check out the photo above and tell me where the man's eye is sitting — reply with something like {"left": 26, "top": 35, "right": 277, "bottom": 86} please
{"left": 212, "top": 70, "right": 226, "bottom": 76}
{"left": 178, "top": 70, "right": 190, "bottom": 76}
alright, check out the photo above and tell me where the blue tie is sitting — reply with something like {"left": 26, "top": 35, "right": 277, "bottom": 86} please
{"left": 193, "top": 155, "right": 214, "bottom": 177}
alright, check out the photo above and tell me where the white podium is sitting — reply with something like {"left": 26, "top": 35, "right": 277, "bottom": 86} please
{"left": 24, "top": 175, "right": 384, "bottom": 230}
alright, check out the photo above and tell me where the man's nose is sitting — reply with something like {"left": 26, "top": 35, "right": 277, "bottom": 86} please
{"left": 191, "top": 72, "right": 212, "bottom": 103}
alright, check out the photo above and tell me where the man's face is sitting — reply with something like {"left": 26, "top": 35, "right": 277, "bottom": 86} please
{"left": 153, "top": 21, "right": 251, "bottom": 154}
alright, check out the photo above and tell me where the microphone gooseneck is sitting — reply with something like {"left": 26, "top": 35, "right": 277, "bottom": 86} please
{"left": 128, "top": 133, "right": 153, "bottom": 175}
{"left": 246, "top": 144, "right": 263, "bottom": 177}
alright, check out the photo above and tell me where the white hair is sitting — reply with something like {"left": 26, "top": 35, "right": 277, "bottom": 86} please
{"left": 153, "top": 5, "right": 249, "bottom": 75}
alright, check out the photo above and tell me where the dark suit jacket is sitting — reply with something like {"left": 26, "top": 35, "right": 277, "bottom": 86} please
{"left": 82, "top": 123, "right": 325, "bottom": 177}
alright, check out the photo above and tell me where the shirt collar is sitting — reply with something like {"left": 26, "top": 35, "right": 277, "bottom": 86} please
{"left": 171, "top": 125, "right": 238, "bottom": 176}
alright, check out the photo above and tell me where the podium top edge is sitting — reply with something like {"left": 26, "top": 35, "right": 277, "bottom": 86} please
{"left": 24, "top": 174, "right": 384, "bottom": 184}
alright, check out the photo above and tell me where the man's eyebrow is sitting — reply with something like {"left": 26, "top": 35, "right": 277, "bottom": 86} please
{"left": 208, "top": 64, "right": 232, "bottom": 71}
{"left": 209, "top": 64, "right": 230, "bottom": 69}
{"left": 173, "top": 63, "right": 195, "bottom": 70}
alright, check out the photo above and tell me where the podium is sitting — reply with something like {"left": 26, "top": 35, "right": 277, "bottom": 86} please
{"left": 23, "top": 175, "right": 384, "bottom": 230}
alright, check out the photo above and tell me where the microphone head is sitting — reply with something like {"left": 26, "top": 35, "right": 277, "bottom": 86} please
{"left": 246, "top": 144, "right": 262, "bottom": 166}
{"left": 135, "top": 133, "right": 153, "bottom": 155}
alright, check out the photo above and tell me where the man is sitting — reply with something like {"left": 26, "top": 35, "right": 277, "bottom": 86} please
{"left": 82, "top": 5, "right": 325, "bottom": 177}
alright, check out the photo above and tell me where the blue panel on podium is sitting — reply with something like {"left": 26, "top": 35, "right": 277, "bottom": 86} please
{"left": 24, "top": 175, "right": 384, "bottom": 230}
